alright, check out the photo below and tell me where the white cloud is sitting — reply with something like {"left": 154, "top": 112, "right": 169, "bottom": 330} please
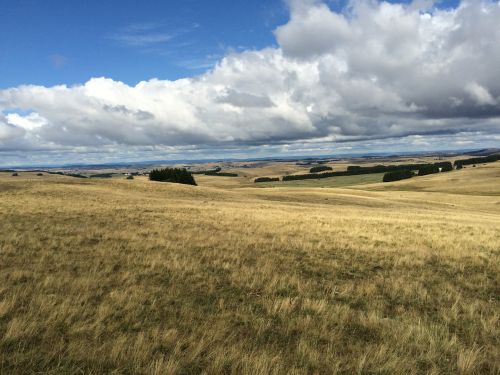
{"left": 465, "top": 82, "right": 497, "bottom": 106}
{"left": 6, "top": 112, "right": 48, "bottom": 130}
{"left": 1, "top": 0, "right": 500, "bottom": 164}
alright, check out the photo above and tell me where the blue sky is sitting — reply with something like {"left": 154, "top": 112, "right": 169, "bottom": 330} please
{"left": 0, "top": 0, "right": 460, "bottom": 88}
{"left": 0, "top": 0, "right": 289, "bottom": 88}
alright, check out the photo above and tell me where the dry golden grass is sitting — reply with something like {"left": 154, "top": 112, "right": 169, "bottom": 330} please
{"left": 0, "top": 163, "right": 499, "bottom": 374}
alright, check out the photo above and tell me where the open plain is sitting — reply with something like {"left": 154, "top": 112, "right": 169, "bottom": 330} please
{"left": 1, "top": 161, "right": 499, "bottom": 374}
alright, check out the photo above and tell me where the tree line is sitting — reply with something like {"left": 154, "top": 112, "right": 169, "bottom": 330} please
{"left": 309, "top": 166, "right": 333, "bottom": 173}
{"left": 191, "top": 166, "right": 238, "bottom": 177}
{"left": 454, "top": 154, "right": 500, "bottom": 169}
{"left": 254, "top": 177, "right": 280, "bottom": 183}
{"left": 276, "top": 161, "right": 455, "bottom": 182}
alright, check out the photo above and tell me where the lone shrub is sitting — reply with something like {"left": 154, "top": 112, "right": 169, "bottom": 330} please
{"left": 12, "top": 172, "right": 18, "bottom": 176}
{"left": 149, "top": 168, "right": 197, "bottom": 186}
{"left": 383, "top": 170, "right": 414, "bottom": 182}
{"left": 309, "top": 166, "right": 333, "bottom": 173}
{"left": 36, "top": 173, "right": 43, "bottom": 176}
{"left": 126, "top": 175, "right": 134, "bottom": 180}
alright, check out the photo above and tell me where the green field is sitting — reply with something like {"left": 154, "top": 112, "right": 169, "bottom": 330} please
{"left": 257, "top": 173, "right": 385, "bottom": 188}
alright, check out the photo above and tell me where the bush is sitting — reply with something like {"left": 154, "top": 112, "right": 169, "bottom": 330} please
{"left": 126, "top": 175, "right": 134, "bottom": 180}
{"left": 149, "top": 168, "right": 197, "bottom": 186}
{"left": 36, "top": 173, "right": 43, "bottom": 176}
{"left": 12, "top": 172, "right": 18, "bottom": 176}
{"left": 254, "top": 177, "right": 280, "bottom": 183}
{"left": 418, "top": 165, "right": 440, "bottom": 176}
{"left": 383, "top": 170, "right": 414, "bottom": 182}
{"left": 309, "top": 166, "right": 333, "bottom": 173}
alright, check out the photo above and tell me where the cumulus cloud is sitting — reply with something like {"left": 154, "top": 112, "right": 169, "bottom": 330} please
{"left": 1, "top": 0, "right": 500, "bottom": 164}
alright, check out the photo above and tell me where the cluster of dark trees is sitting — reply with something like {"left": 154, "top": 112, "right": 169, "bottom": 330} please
{"left": 46, "top": 171, "right": 88, "bottom": 178}
{"left": 283, "top": 161, "right": 456, "bottom": 182}
{"left": 454, "top": 154, "right": 500, "bottom": 169}
{"left": 282, "top": 165, "right": 412, "bottom": 181}
{"left": 149, "top": 168, "right": 197, "bottom": 186}
{"left": 434, "top": 162, "right": 453, "bottom": 172}
{"left": 309, "top": 166, "right": 333, "bottom": 173}
{"left": 67, "top": 173, "right": 87, "bottom": 178}
{"left": 64, "top": 173, "right": 87, "bottom": 178}
{"left": 382, "top": 161, "right": 454, "bottom": 182}
{"left": 418, "top": 165, "right": 440, "bottom": 176}
{"left": 190, "top": 166, "right": 237, "bottom": 177}
{"left": 254, "top": 177, "right": 280, "bottom": 183}
{"left": 383, "top": 170, "right": 414, "bottom": 182}
{"left": 90, "top": 173, "right": 114, "bottom": 178}
{"left": 296, "top": 160, "right": 330, "bottom": 166}
{"left": 345, "top": 163, "right": 432, "bottom": 174}
{"left": 191, "top": 167, "right": 221, "bottom": 174}
{"left": 204, "top": 171, "right": 238, "bottom": 177}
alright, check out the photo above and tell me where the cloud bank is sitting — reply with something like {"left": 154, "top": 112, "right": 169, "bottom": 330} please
{"left": 1, "top": 0, "right": 500, "bottom": 164}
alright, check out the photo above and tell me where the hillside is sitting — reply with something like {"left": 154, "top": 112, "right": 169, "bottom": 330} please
{"left": 1, "top": 163, "right": 499, "bottom": 374}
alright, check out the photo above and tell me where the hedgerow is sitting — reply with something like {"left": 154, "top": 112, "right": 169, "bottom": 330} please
{"left": 454, "top": 154, "right": 500, "bottom": 168}
{"left": 254, "top": 177, "right": 280, "bottom": 183}
{"left": 309, "top": 166, "right": 333, "bottom": 173}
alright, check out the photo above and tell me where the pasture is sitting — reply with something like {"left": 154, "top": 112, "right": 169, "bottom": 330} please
{"left": 0, "top": 162, "right": 499, "bottom": 374}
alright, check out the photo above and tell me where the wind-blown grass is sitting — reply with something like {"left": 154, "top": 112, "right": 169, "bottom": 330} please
{"left": 0, "top": 165, "right": 499, "bottom": 374}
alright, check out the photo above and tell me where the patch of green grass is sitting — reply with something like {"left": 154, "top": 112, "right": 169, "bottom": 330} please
{"left": 258, "top": 173, "right": 385, "bottom": 188}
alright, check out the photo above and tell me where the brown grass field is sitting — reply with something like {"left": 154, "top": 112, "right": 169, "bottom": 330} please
{"left": 0, "top": 161, "right": 499, "bottom": 374}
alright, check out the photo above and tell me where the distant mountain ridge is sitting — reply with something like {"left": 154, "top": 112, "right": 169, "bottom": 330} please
{"left": 2, "top": 148, "right": 498, "bottom": 169}
{"left": 465, "top": 148, "right": 500, "bottom": 156}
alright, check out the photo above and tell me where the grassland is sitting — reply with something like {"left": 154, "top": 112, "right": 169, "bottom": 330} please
{"left": 253, "top": 173, "right": 385, "bottom": 188}
{"left": 1, "top": 163, "right": 499, "bottom": 374}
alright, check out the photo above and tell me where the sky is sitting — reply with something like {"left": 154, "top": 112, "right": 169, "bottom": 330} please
{"left": 0, "top": 0, "right": 499, "bottom": 166}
